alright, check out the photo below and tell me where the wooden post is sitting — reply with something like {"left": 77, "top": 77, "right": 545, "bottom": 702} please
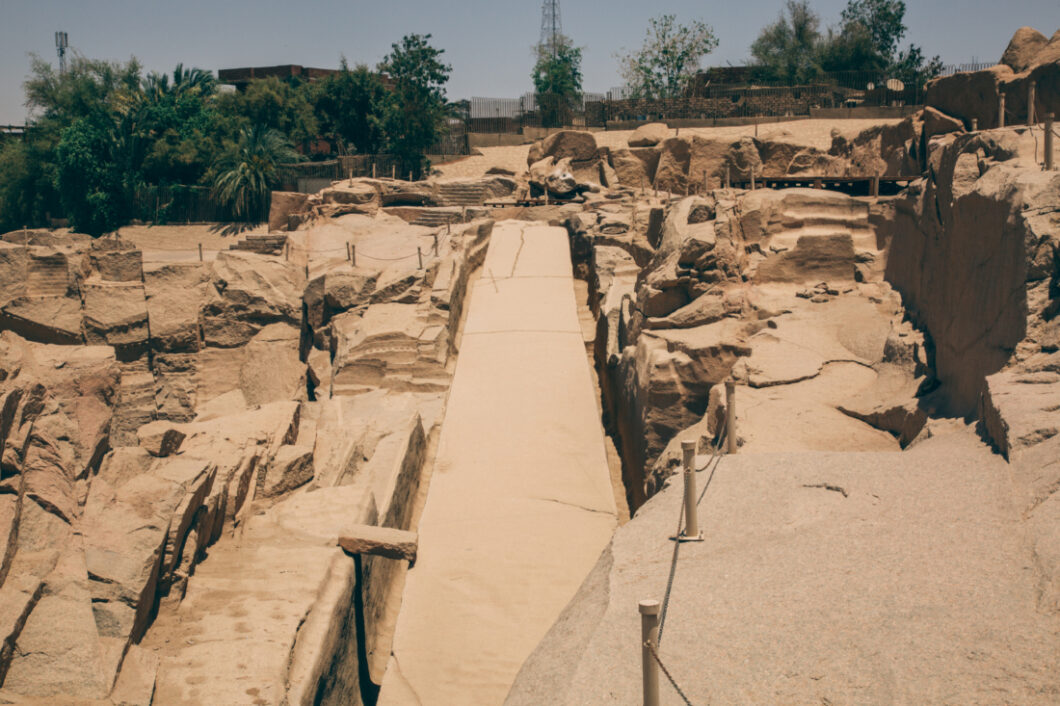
{"left": 346, "top": 242, "right": 351, "bottom": 262}
{"left": 433, "top": 231, "right": 438, "bottom": 253}
{"left": 725, "top": 166, "right": 731, "bottom": 189}
{"left": 391, "top": 164, "right": 396, "bottom": 180}
{"left": 1046, "top": 113, "right": 1055, "bottom": 171}
{"left": 409, "top": 171, "right": 413, "bottom": 182}
{"left": 1028, "top": 82, "right": 1036, "bottom": 126}
{"left": 681, "top": 440, "right": 701, "bottom": 540}
{"left": 999, "top": 93, "right": 1006, "bottom": 128}
{"left": 350, "top": 243, "right": 356, "bottom": 266}
{"left": 871, "top": 175, "right": 880, "bottom": 198}
{"left": 639, "top": 600, "right": 661, "bottom": 706}
{"left": 725, "top": 380, "right": 737, "bottom": 454}
{"left": 198, "top": 243, "right": 203, "bottom": 262}
{"left": 703, "top": 169, "right": 708, "bottom": 194}
{"left": 284, "top": 242, "right": 289, "bottom": 261}
{"left": 750, "top": 167, "right": 756, "bottom": 191}
{"left": 417, "top": 246, "right": 423, "bottom": 270}
{"left": 971, "top": 118, "right": 978, "bottom": 131}
{"left": 372, "top": 162, "right": 377, "bottom": 179}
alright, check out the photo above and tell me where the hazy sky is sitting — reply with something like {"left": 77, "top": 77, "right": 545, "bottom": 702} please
{"left": 1, "top": 0, "right": 1056, "bottom": 124}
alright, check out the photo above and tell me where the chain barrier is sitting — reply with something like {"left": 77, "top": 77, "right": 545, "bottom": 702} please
{"left": 657, "top": 418, "right": 728, "bottom": 644}
{"left": 645, "top": 640, "right": 697, "bottom": 706}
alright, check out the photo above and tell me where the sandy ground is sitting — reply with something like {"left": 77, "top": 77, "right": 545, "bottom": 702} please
{"left": 117, "top": 223, "right": 269, "bottom": 263}
{"left": 436, "top": 119, "right": 902, "bottom": 180}
{"left": 379, "top": 222, "right": 618, "bottom": 706}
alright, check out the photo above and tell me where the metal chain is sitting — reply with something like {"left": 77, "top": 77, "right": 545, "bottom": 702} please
{"left": 645, "top": 640, "right": 697, "bottom": 706}
{"left": 658, "top": 410, "right": 729, "bottom": 642}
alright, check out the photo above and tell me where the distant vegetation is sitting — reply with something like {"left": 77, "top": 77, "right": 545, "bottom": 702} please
{"left": 751, "top": 0, "right": 943, "bottom": 85}
{"left": 0, "top": 33, "right": 451, "bottom": 235}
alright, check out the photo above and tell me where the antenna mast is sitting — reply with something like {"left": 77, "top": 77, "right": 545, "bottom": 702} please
{"left": 539, "top": 0, "right": 562, "bottom": 56}
{"left": 55, "top": 31, "right": 68, "bottom": 74}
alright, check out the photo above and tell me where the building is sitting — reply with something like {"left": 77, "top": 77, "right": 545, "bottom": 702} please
{"left": 217, "top": 64, "right": 340, "bottom": 91}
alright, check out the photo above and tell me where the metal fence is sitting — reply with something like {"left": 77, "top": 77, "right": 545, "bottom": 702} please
{"left": 465, "top": 64, "right": 999, "bottom": 133}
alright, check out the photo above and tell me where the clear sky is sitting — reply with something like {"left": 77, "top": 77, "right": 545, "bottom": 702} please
{"left": 1, "top": 0, "right": 1056, "bottom": 124}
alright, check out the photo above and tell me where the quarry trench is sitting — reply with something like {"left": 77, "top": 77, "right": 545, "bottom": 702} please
{"left": 2, "top": 113, "right": 1060, "bottom": 705}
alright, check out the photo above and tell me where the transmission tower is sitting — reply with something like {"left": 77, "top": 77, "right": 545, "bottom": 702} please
{"left": 55, "top": 31, "right": 68, "bottom": 74}
{"left": 539, "top": 0, "right": 562, "bottom": 56}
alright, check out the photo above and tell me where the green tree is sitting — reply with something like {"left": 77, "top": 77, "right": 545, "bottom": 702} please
{"left": 751, "top": 1, "right": 823, "bottom": 84}
{"left": 211, "top": 125, "right": 298, "bottom": 222}
{"left": 138, "top": 64, "right": 221, "bottom": 185}
{"left": 216, "top": 77, "right": 318, "bottom": 150}
{"left": 840, "top": 0, "right": 907, "bottom": 61}
{"left": 532, "top": 35, "right": 583, "bottom": 128}
{"left": 618, "top": 15, "right": 719, "bottom": 99}
{"left": 54, "top": 113, "right": 132, "bottom": 235}
{"left": 378, "top": 33, "right": 452, "bottom": 178}
{"left": 313, "top": 59, "right": 389, "bottom": 154}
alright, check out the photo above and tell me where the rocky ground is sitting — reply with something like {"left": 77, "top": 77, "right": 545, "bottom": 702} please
{"left": 1, "top": 55, "right": 1059, "bottom": 703}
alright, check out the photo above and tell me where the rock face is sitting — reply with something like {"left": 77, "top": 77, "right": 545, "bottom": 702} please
{"left": 926, "top": 25, "right": 1060, "bottom": 128}
{"left": 0, "top": 203, "right": 495, "bottom": 703}
{"left": 507, "top": 433, "right": 1060, "bottom": 706}
{"left": 882, "top": 129, "right": 1057, "bottom": 416}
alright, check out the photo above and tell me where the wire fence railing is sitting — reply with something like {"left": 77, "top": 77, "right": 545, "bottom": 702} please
{"left": 464, "top": 65, "right": 1004, "bottom": 133}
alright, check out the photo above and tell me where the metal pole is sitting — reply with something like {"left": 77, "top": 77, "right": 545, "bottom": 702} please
{"left": 725, "top": 380, "right": 737, "bottom": 454}
{"left": 1046, "top": 113, "right": 1055, "bottom": 171}
{"left": 1028, "top": 82, "right": 1036, "bottom": 126}
{"left": 999, "top": 93, "right": 1006, "bottom": 128}
{"left": 681, "top": 440, "right": 701, "bottom": 540}
{"left": 639, "top": 600, "right": 661, "bottom": 706}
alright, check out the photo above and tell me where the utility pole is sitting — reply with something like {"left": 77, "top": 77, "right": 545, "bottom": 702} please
{"left": 55, "top": 31, "right": 68, "bottom": 75}
{"left": 539, "top": 0, "right": 562, "bottom": 57}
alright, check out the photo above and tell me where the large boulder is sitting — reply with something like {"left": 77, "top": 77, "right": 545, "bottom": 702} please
{"left": 609, "top": 148, "right": 651, "bottom": 189}
{"left": 201, "top": 251, "right": 301, "bottom": 348}
{"left": 1000, "top": 26, "right": 1050, "bottom": 73}
{"left": 81, "top": 281, "right": 150, "bottom": 350}
{"left": 653, "top": 137, "right": 692, "bottom": 193}
{"left": 268, "top": 191, "right": 310, "bottom": 232}
{"left": 628, "top": 122, "right": 669, "bottom": 147}
{"left": 144, "top": 263, "right": 208, "bottom": 353}
{"left": 527, "top": 130, "right": 598, "bottom": 167}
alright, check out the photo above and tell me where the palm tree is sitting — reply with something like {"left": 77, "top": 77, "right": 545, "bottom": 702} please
{"left": 211, "top": 125, "right": 298, "bottom": 222}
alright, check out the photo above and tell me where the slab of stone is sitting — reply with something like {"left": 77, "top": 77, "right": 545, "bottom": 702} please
{"left": 338, "top": 526, "right": 418, "bottom": 563}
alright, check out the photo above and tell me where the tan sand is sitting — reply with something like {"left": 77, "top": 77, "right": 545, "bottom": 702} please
{"left": 379, "top": 222, "right": 618, "bottom": 705}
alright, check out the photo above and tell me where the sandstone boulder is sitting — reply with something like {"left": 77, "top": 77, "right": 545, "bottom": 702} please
{"left": 268, "top": 191, "right": 310, "bottom": 232}
{"left": 1000, "top": 26, "right": 1050, "bottom": 73}
{"left": 81, "top": 281, "right": 150, "bottom": 349}
{"left": 144, "top": 263, "right": 208, "bottom": 352}
{"left": 653, "top": 137, "right": 691, "bottom": 193}
{"left": 628, "top": 122, "right": 669, "bottom": 147}
{"left": 202, "top": 251, "right": 301, "bottom": 348}
{"left": 526, "top": 130, "right": 598, "bottom": 167}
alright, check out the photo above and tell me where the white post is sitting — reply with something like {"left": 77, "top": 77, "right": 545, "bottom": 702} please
{"left": 681, "top": 440, "right": 701, "bottom": 540}
{"left": 726, "top": 380, "right": 737, "bottom": 454}
{"left": 639, "top": 600, "right": 661, "bottom": 706}
{"left": 1045, "top": 113, "right": 1055, "bottom": 171}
